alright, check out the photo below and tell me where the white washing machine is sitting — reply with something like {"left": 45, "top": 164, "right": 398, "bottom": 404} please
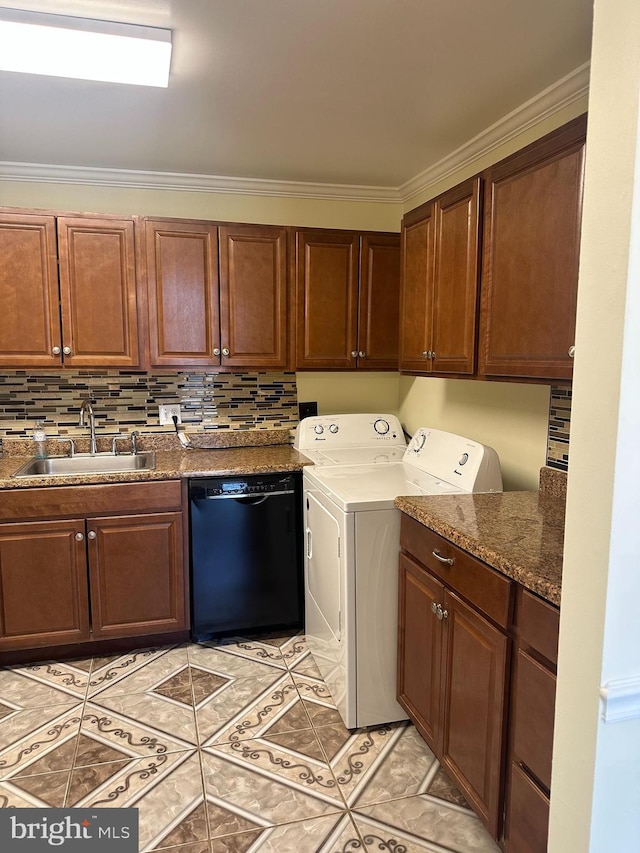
{"left": 301, "top": 426, "right": 503, "bottom": 729}
{"left": 294, "top": 412, "right": 407, "bottom": 466}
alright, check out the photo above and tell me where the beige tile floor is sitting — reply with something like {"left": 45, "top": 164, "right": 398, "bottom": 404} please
{"left": 0, "top": 634, "right": 501, "bottom": 852}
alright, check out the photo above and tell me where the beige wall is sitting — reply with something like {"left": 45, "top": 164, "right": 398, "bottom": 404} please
{"left": 549, "top": 0, "right": 640, "bottom": 848}
{"left": 0, "top": 181, "right": 401, "bottom": 232}
{"left": 295, "top": 372, "right": 400, "bottom": 417}
{"left": 399, "top": 376, "right": 550, "bottom": 491}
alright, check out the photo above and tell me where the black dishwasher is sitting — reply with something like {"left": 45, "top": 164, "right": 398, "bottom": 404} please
{"left": 189, "top": 473, "right": 303, "bottom": 641}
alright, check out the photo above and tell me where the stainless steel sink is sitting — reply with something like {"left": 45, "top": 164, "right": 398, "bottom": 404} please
{"left": 12, "top": 451, "right": 156, "bottom": 478}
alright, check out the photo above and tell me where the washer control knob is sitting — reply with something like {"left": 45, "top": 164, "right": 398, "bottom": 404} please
{"left": 373, "top": 418, "right": 390, "bottom": 435}
{"left": 314, "top": 425, "right": 324, "bottom": 435}
{"left": 329, "top": 424, "right": 339, "bottom": 434}
{"left": 458, "top": 452, "right": 469, "bottom": 466}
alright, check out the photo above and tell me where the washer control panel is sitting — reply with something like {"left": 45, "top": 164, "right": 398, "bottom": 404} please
{"left": 294, "top": 413, "right": 405, "bottom": 449}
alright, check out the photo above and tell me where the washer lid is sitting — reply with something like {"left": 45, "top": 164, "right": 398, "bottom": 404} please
{"left": 304, "top": 462, "right": 462, "bottom": 512}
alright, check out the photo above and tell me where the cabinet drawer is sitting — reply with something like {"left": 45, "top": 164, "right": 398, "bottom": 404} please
{"left": 516, "top": 588, "right": 560, "bottom": 666}
{"left": 0, "top": 481, "right": 182, "bottom": 522}
{"left": 400, "top": 514, "right": 512, "bottom": 627}
{"left": 512, "top": 649, "right": 556, "bottom": 791}
{"left": 505, "top": 762, "right": 550, "bottom": 853}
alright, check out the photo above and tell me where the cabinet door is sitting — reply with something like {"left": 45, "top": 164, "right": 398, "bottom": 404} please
{"left": 145, "top": 219, "right": 220, "bottom": 367}
{"left": 0, "top": 519, "right": 90, "bottom": 650}
{"left": 358, "top": 233, "right": 400, "bottom": 369}
{"left": 397, "top": 553, "right": 443, "bottom": 750}
{"left": 295, "top": 230, "right": 359, "bottom": 368}
{"left": 88, "top": 512, "right": 186, "bottom": 639}
{"left": 219, "top": 224, "right": 289, "bottom": 368}
{"left": 479, "top": 115, "right": 587, "bottom": 380}
{"left": 0, "top": 213, "right": 61, "bottom": 367}
{"left": 57, "top": 217, "right": 140, "bottom": 368}
{"left": 399, "top": 209, "right": 434, "bottom": 371}
{"left": 439, "top": 589, "right": 508, "bottom": 838}
{"left": 431, "top": 178, "right": 481, "bottom": 374}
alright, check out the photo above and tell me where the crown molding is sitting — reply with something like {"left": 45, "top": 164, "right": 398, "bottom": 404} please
{"left": 399, "top": 62, "right": 591, "bottom": 204}
{"left": 0, "top": 161, "right": 401, "bottom": 203}
{"left": 0, "top": 63, "right": 589, "bottom": 206}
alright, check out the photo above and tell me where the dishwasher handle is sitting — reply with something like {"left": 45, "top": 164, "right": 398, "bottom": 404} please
{"left": 192, "top": 488, "right": 295, "bottom": 501}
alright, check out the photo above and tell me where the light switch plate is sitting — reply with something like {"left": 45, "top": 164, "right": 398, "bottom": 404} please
{"left": 159, "top": 403, "right": 181, "bottom": 425}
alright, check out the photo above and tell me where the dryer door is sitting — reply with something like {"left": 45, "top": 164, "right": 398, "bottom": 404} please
{"left": 305, "top": 488, "right": 342, "bottom": 642}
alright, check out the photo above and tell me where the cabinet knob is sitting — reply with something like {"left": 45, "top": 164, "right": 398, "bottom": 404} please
{"left": 222, "top": 347, "right": 230, "bottom": 357}
{"left": 87, "top": 531, "right": 97, "bottom": 540}
{"left": 358, "top": 351, "right": 366, "bottom": 358}
{"left": 351, "top": 351, "right": 358, "bottom": 358}
{"left": 430, "top": 602, "right": 438, "bottom": 615}
{"left": 432, "top": 549, "right": 454, "bottom": 566}
{"left": 52, "top": 346, "right": 61, "bottom": 355}
{"left": 422, "top": 351, "right": 430, "bottom": 358}
{"left": 431, "top": 351, "right": 436, "bottom": 360}
{"left": 75, "top": 532, "right": 84, "bottom": 541}
{"left": 213, "top": 347, "right": 221, "bottom": 356}
{"left": 441, "top": 608, "right": 449, "bottom": 621}
{"left": 568, "top": 345, "right": 575, "bottom": 358}
{"left": 63, "top": 346, "right": 72, "bottom": 355}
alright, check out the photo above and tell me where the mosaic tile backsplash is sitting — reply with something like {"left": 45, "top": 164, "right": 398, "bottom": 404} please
{"left": 547, "top": 384, "right": 571, "bottom": 472}
{"left": 0, "top": 371, "right": 299, "bottom": 439}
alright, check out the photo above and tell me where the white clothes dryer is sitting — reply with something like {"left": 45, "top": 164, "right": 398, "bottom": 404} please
{"left": 302, "top": 427, "right": 503, "bottom": 729}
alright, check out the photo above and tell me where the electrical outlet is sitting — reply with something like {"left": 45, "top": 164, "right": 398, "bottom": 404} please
{"left": 159, "top": 403, "right": 182, "bottom": 425}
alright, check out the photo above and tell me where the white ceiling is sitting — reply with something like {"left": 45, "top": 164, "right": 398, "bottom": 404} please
{"left": 0, "top": 0, "right": 594, "bottom": 191}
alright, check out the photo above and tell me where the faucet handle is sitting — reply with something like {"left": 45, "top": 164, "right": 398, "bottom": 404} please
{"left": 56, "top": 437, "right": 76, "bottom": 458}
{"left": 111, "top": 434, "right": 129, "bottom": 455}
{"left": 130, "top": 431, "right": 139, "bottom": 455}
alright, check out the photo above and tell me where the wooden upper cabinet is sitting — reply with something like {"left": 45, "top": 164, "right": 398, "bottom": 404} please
{"left": 0, "top": 213, "right": 62, "bottom": 367}
{"left": 219, "top": 224, "right": 289, "bottom": 369}
{"left": 295, "top": 229, "right": 360, "bottom": 369}
{"left": 479, "top": 114, "right": 587, "bottom": 380}
{"left": 400, "top": 177, "right": 481, "bottom": 374}
{"left": 358, "top": 233, "right": 400, "bottom": 369}
{"left": 0, "top": 212, "right": 141, "bottom": 369}
{"left": 57, "top": 217, "right": 140, "bottom": 368}
{"left": 295, "top": 229, "right": 400, "bottom": 370}
{"left": 145, "top": 219, "right": 220, "bottom": 367}
{"left": 399, "top": 208, "right": 434, "bottom": 370}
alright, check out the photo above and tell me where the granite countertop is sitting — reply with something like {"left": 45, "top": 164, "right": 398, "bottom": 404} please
{"left": 0, "top": 430, "right": 312, "bottom": 489}
{"left": 395, "top": 480, "right": 566, "bottom": 607}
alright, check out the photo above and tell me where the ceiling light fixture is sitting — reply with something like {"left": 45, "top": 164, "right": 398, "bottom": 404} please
{"left": 0, "top": 8, "right": 172, "bottom": 87}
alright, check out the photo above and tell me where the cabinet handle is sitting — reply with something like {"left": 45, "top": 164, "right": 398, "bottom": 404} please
{"left": 52, "top": 346, "right": 61, "bottom": 355}
{"left": 222, "top": 347, "right": 230, "bottom": 357}
{"left": 568, "top": 345, "right": 575, "bottom": 358}
{"left": 63, "top": 346, "right": 72, "bottom": 355}
{"left": 422, "top": 351, "right": 430, "bottom": 358}
{"left": 432, "top": 549, "right": 454, "bottom": 566}
{"left": 213, "top": 347, "right": 221, "bottom": 356}
{"left": 351, "top": 351, "right": 358, "bottom": 358}
{"left": 358, "top": 351, "right": 366, "bottom": 358}
{"left": 87, "top": 531, "right": 97, "bottom": 540}
{"left": 431, "top": 351, "right": 436, "bottom": 360}
{"left": 75, "top": 532, "right": 84, "bottom": 541}
{"left": 430, "top": 602, "right": 438, "bottom": 615}
{"left": 441, "top": 608, "right": 449, "bottom": 620}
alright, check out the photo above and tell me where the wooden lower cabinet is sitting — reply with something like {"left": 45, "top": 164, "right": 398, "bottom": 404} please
{"left": 89, "top": 512, "right": 184, "bottom": 639}
{"left": 504, "top": 588, "right": 560, "bottom": 853}
{"left": 397, "top": 524, "right": 510, "bottom": 840}
{"left": 0, "top": 481, "right": 187, "bottom": 653}
{"left": 0, "top": 519, "right": 90, "bottom": 648}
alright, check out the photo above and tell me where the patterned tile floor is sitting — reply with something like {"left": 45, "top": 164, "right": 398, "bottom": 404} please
{"left": 0, "top": 634, "right": 501, "bottom": 852}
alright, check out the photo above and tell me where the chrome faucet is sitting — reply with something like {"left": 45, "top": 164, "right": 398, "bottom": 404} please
{"left": 79, "top": 398, "right": 97, "bottom": 455}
